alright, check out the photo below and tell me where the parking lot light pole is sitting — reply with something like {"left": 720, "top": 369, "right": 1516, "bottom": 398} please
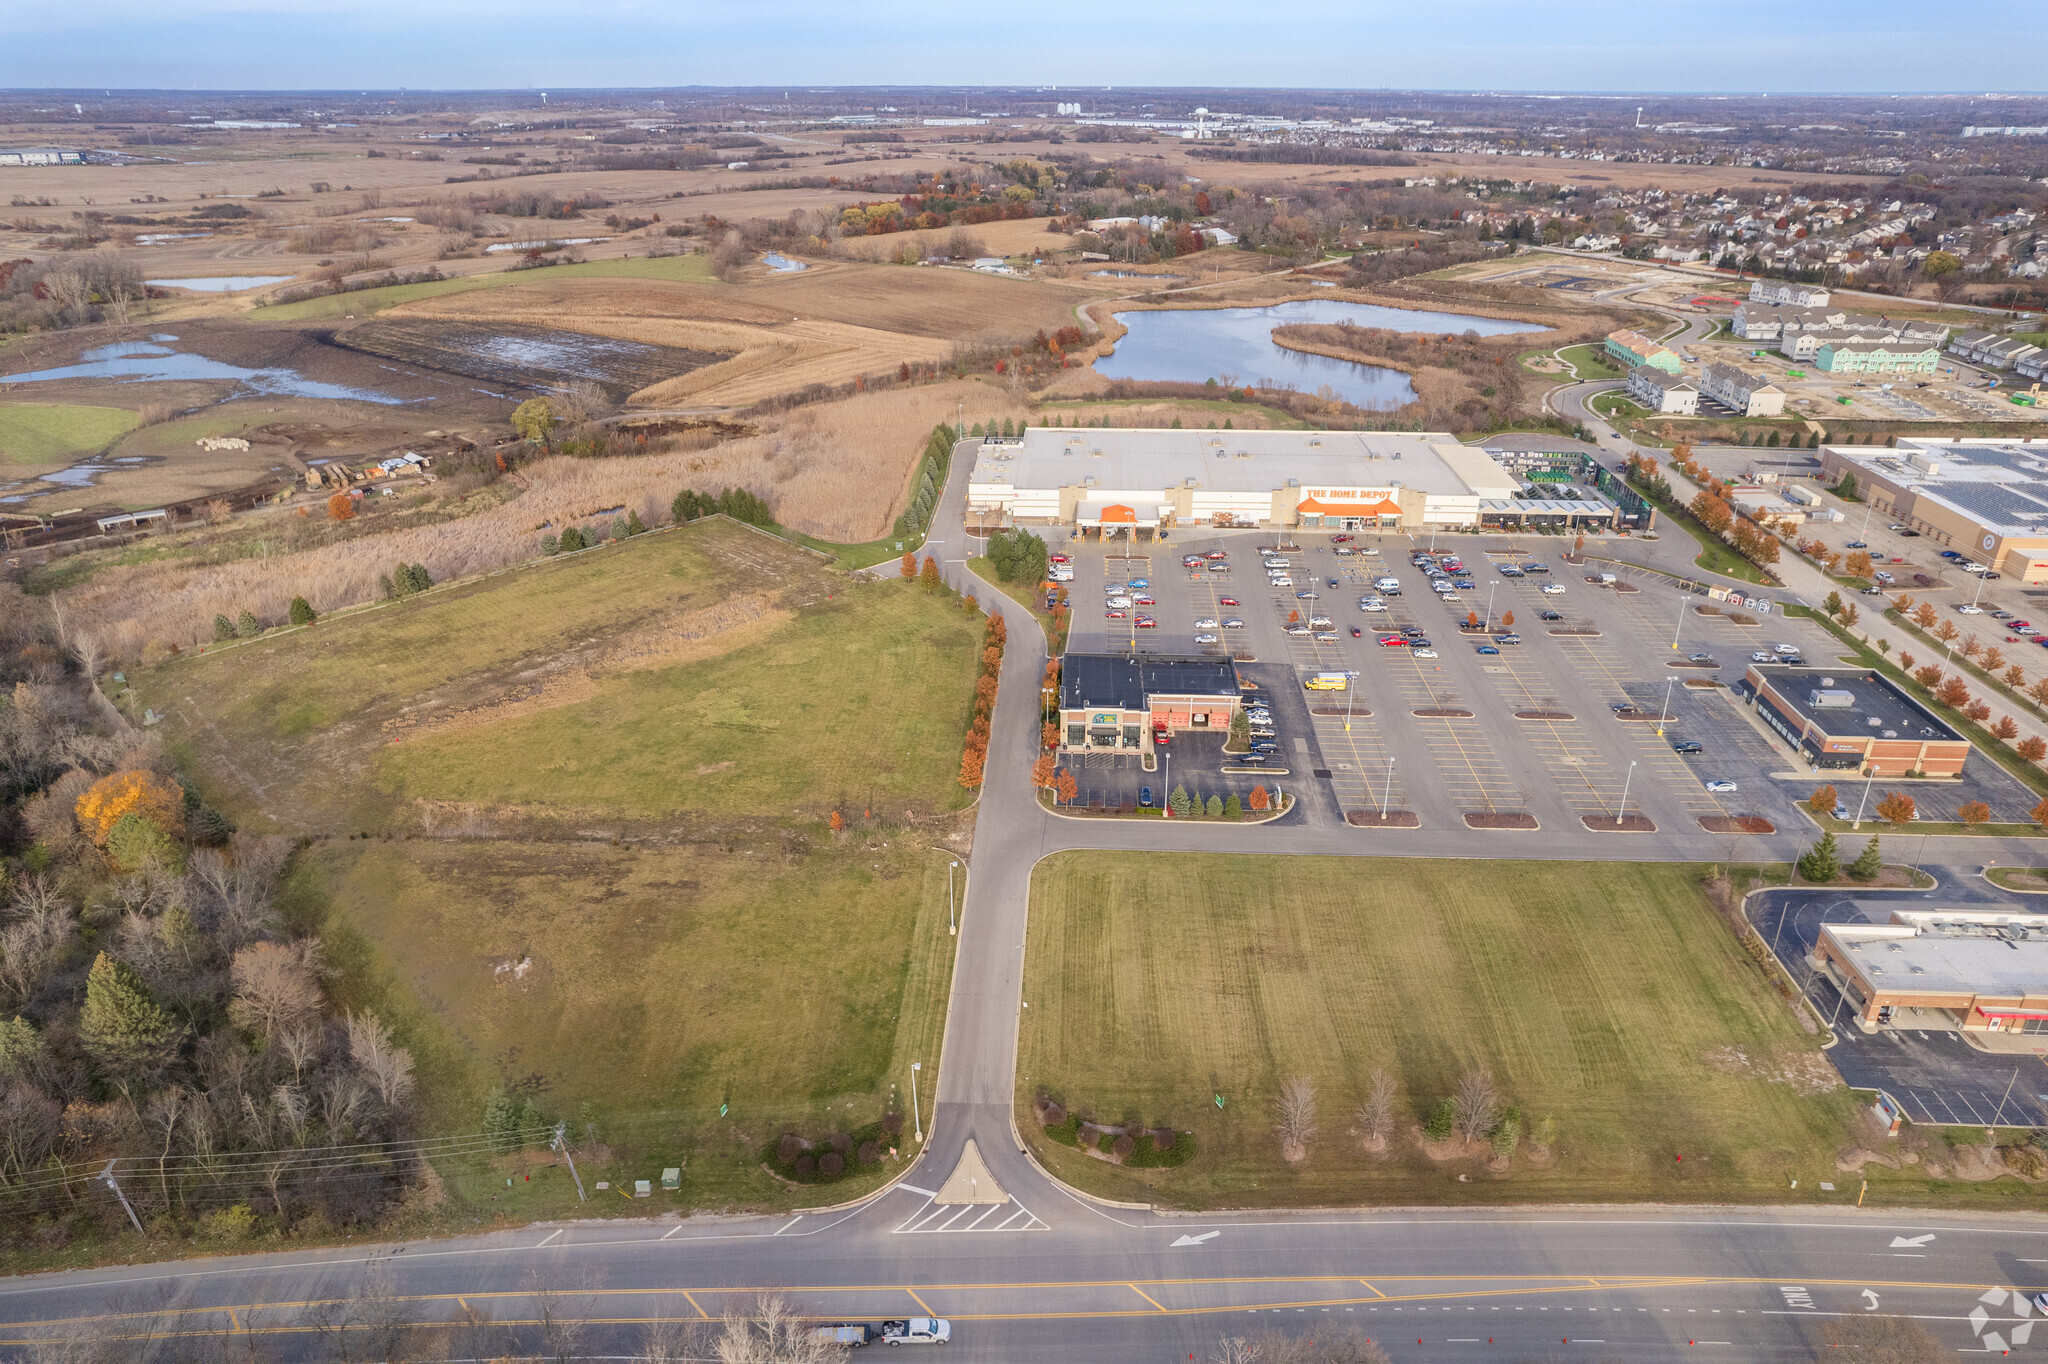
{"left": 909, "top": 1062, "right": 923, "bottom": 1143}
{"left": 1655, "top": 675, "right": 1676, "bottom": 736}
{"left": 1486, "top": 581, "right": 1499, "bottom": 630}
{"left": 1850, "top": 765, "right": 1876, "bottom": 830}
{"left": 1670, "top": 592, "right": 1687, "bottom": 650}
{"left": 948, "top": 860, "right": 957, "bottom": 936}
{"left": 1380, "top": 756, "right": 1396, "bottom": 819}
{"left": 1616, "top": 759, "right": 1637, "bottom": 826}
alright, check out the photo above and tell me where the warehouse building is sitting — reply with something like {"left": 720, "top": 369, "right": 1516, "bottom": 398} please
{"left": 1818, "top": 438, "right": 2048, "bottom": 581}
{"left": 1734, "top": 664, "right": 1970, "bottom": 776}
{"left": 1814, "top": 910, "right": 2048, "bottom": 1037}
{"left": 1058, "top": 654, "right": 1243, "bottom": 755}
{"left": 969, "top": 429, "right": 1631, "bottom": 537}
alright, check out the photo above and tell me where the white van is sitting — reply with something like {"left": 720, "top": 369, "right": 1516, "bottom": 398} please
{"left": 1374, "top": 576, "right": 1401, "bottom": 591}
{"left": 1106, "top": 595, "right": 1132, "bottom": 608}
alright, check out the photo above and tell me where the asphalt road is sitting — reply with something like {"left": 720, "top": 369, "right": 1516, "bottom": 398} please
{"left": 8, "top": 413, "right": 2048, "bottom": 1361}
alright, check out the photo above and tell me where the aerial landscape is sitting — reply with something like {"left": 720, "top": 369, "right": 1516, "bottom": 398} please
{"left": 3, "top": 6, "right": 2048, "bottom": 1361}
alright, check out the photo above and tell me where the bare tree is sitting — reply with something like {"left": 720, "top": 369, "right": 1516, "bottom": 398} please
{"left": 228, "top": 940, "right": 323, "bottom": 1040}
{"left": 555, "top": 378, "right": 614, "bottom": 432}
{"left": 529, "top": 1268, "right": 598, "bottom": 1364}
{"left": 278, "top": 1022, "right": 322, "bottom": 1083}
{"left": 189, "top": 835, "right": 292, "bottom": 948}
{"left": 1209, "top": 1336, "right": 1264, "bottom": 1364}
{"left": 1354, "top": 1069, "right": 1395, "bottom": 1152}
{"left": 1452, "top": 1071, "right": 1500, "bottom": 1146}
{"left": 0, "top": 895, "right": 75, "bottom": 1007}
{"left": 713, "top": 1293, "right": 841, "bottom": 1364}
{"left": 642, "top": 1308, "right": 713, "bottom": 1364}
{"left": 1274, "top": 1077, "right": 1317, "bottom": 1163}
{"left": 346, "top": 1009, "right": 416, "bottom": 1111}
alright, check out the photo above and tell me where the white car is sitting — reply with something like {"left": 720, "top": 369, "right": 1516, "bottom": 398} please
{"left": 1705, "top": 780, "right": 1738, "bottom": 794}
{"left": 1313, "top": 630, "right": 1340, "bottom": 642}
{"left": 1359, "top": 599, "right": 1386, "bottom": 612}
{"left": 1222, "top": 618, "right": 1245, "bottom": 629}
{"left": 1285, "top": 624, "right": 1311, "bottom": 636}
{"left": 1106, "top": 595, "right": 1133, "bottom": 609}
{"left": 1270, "top": 577, "right": 1294, "bottom": 588}
{"left": 1413, "top": 648, "right": 1439, "bottom": 659}
{"left": 881, "top": 1318, "right": 951, "bottom": 1346}
{"left": 1194, "top": 633, "right": 1220, "bottom": 645}
{"left": 1194, "top": 617, "right": 1219, "bottom": 629}
{"left": 1957, "top": 604, "right": 1983, "bottom": 615}
{"left": 1540, "top": 583, "right": 1566, "bottom": 595}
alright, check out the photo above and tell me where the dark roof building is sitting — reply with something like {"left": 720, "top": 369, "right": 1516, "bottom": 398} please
{"left": 1059, "top": 654, "right": 1243, "bottom": 754}
{"left": 1735, "top": 664, "right": 1968, "bottom": 775}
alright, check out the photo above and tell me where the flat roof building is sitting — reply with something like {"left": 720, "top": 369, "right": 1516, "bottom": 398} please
{"left": 1818, "top": 437, "right": 2048, "bottom": 582}
{"left": 1815, "top": 910, "right": 2048, "bottom": 1036}
{"left": 970, "top": 429, "right": 1630, "bottom": 537}
{"left": 1058, "top": 654, "right": 1243, "bottom": 755}
{"left": 1735, "top": 663, "right": 1969, "bottom": 776}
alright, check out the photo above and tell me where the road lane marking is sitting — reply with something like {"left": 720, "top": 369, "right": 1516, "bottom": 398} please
{"left": 1359, "top": 1280, "right": 1388, "bottom": 1299}
{"left": 1130, "top": 1284, "right": 1168, "bottom": 1312}
{"left": 683, "top": 1292, "right": 709, "bottom": 1320}
{"left": 660, "top": 1227, "right": 682, "bottom": 1240}
{"left": 907, "top": 1289, "right": 936, "bottom": 1317}
{"left": 897, "top": 1184, "right": 939, "bottom": 1198}
{"left": 772, "top": 1217, "right": 803, "bottom": 1236}
{"left": 535, "top": 1230, "right": 563, "bottom": 1248}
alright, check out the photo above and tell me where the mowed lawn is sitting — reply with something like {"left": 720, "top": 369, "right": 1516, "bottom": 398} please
{"left": 296, "top": 835, "right": 957, "bottom": 1209}
{"left": 0, "top": 402, "right": 139, "bottom": 466}
{"left": 1020, "top": 855, "right": 1894, "bottom": 1208}
{"left": 142, "top": 518, "right": 983, "bottom": 832}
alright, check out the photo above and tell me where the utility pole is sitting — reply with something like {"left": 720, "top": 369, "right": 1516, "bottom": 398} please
{"left": 551, "top": 1124, "right": 587, "bottom": 1203}
{"left": 948, "top": 860, "right": 958, "bottom": 936}
{"left": 1616, "top": 759, "right": 1637, "bottom": 826}
{"left": 101, "top": 1161, "right": 143, "bottom": 1236}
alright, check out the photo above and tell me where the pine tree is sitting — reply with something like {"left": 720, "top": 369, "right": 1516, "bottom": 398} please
{"left": 213, "top": 614, "right": 235, "bottom": 642}
{"left": 627, "top": 510, "right": 647, "bottom": 535}
{"left": 1797, "top": 830, "right": 1840, "bottom": 883}
{"left": 1169, "top": 785, "right": 1192, "bottom": 817}
{"left": 79, "top": 952, "right": 179, "bottom": 1081}
{"left": 483, "top": 1088, "right": 518, "bottom": 1152}
{"left": 1206, "top": 794, "right": 1223, "bottom": 817}
{"left": 288, "top": 596, "right": 316, "bottom": 626}
{"left": 518, "top": 1097, "right": 546, "bottom": 1143}
{"left": 236, "top": 610, "right": 262, "bottom": 638}
{"left": 1225, "top": 793, "right": 1243, "bottom": 819}
{"left": 1849, "top": 835, "right": 1883, "bottom": 882}
{"left": 541, "top": 533, "right": 560, "bottom": 556}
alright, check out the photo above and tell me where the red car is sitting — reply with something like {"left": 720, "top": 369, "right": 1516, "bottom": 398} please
{"left": 1135, "top": 616, "right": 1157, "bottom": 628}
{"left": 1205, "top": 550, "right": 1229, "bottom": 560}
{"left": 1105, "top": 609, "right": 1127, "bottom": 619}
{"left": 1378, "top": 635, "right": 1408, "bottom": 647}
{"left": 1219, "top": 596, "right": 1240, "bottom": 607}
{"left": 1133, "top": 594, "right": 1156, "bottom": 605}
{"left": 1049, "top": 553, "right": 1071, "bottom": 564}
{"left": 1329, "top": 534, "right": 1352, "bottom": 543}
{"left": 1152, "top": 727, "right": 1170, "bottom": 747}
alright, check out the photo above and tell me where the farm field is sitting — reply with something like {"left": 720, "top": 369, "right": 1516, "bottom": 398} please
{"left": 294, "top": 834, "right": 958, "bottom": 1211}
{"left": 1014, "top": 854, "right": 2038, "bottom": 1209}
{"left": 251, "top": 253, "right": 717, "bottom": 322}
{"left": 138, "top": 516, "right": 988, "bottom": 834}
{"left": 0, "top": 402, "right": 139, "bottom": 468}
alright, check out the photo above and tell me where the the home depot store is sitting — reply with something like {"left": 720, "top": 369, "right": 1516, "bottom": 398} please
{"left": 968, "top": 428, "right": 1628, "bottom": 534}
{"left": 1058, "top": 654, "right": 1243, "bottom": 754}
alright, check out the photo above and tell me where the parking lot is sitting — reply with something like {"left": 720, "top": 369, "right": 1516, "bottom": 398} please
{"left": 1054, "top": 526, "right": 1856, "bottom": 836}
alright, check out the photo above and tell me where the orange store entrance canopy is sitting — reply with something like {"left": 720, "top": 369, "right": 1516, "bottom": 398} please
{"left": 1298, "top": 495, "right": 1401, "bottom": 517}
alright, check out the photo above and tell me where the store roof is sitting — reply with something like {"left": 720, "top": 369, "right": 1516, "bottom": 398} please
{"left": 977, "top": 428, "right": 1514, "bottom": 499}
{"left": 1062, "top": 653, "right": 1241, "bottom": 712}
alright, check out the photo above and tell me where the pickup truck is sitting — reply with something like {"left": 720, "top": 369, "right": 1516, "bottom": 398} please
{"left": 881, "top": 1318, "right": 951, "bottom": 1346}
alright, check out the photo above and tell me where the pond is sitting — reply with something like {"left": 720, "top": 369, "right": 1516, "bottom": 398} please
{"left": 1096, "top": 299, "right": 1546, "bottom": 410}
{"left": 0, "top": 338, "right": 405, "bottom": 404}
{"left": 144, "top": 275, "right": 295, "bottom": 293}
{"left": 761, "top": 253, "right": 808, "bottom": 272}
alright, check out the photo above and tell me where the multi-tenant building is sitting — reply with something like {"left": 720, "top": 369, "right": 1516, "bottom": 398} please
{"left": 1626, "top": 364, "right": 1699, "bottom": 414}
{"left": 1057, "top": 654, "right": 1244, "bottom": 757}
{"left": 1749, "top": 279, "right": 1832, "bottom": 307}
{"left": 1734, "top": 663, "right": 1971, "bottom": 776}
{"left": 1814, "top": 910, "right": 2048, "bottom": 1038}
{"left": 1700, "top": 361, "right": 1787, "bottom": 416}
{"left": 1813, "top": 338, "right": 1942, "bottom": 374}
{"left": 1604, "top": 329, "right": 1683, "bottom": 375}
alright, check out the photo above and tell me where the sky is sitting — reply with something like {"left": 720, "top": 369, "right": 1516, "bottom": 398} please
{"left": 4, "top": 1, "right": 2045, "bottom": 94}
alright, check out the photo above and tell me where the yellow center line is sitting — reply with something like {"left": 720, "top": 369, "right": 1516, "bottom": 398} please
{"left": 1358, "top": 1279, "right": 1388, "bottom": 1299}
{"left": 683, "top": 1291, "right": 709, "bottom": 1320}
{"left": 226, "top": 1308, "right": 240, "bottom": 1332}
{"left": 907, "top": 1289, "right": 936, "bottom": 1317}
{"left": 1129, "top": 1284, "right": 1168, "bottom": 1312}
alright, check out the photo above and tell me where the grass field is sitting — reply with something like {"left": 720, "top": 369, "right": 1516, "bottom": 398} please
{"left": 1590, "top": 391, "right": 1650, "bottom": 419}
{"left": 140, "top": 518, "right": 986, "bottom": 834}
{"left": 251, "top": 253, "right": 716, "bottom": 322}
{"left": 1558, "top": 342, "right": 1627, "bottom": 381}
{"left": 0, "top": 402, "right": 139, "bottom": 466}
{"left": 1012, "top": 854, "right": 2045, "bottom": 1209}
{"left": 291, "top": 834, "right": 957, "bottom": 1211}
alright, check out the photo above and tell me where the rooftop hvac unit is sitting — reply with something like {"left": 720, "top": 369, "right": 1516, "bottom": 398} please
{"left": 1867, "top": 716, "right": 1882, "bottom": 726}
{"left": 1883, "top": 730, "right": 1897, "bottom": 738}
{"left": 1809, "top": 689, "right": 1855, "bottom": 708}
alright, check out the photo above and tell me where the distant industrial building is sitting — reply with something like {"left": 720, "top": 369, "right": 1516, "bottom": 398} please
{"left": 1626, "top": 364, "right": 1698, "bottom": 414}
{"left": 968, "top": 428, "right": 1636, "bottom": 537}
{"left": 1818, "top": 438, "right": 2048, "bottom": 581}
{"left": 0, "top": 147, "right": 81, "bottom": 166}
{"left": 1058, "top": 654, "right": 1243, "bottom": 756}
{"left": 1734, "top": 664, "right": 1970, "bottom": 776}
{"left": 1815, "top": 910, "right": 2048, "bottom": 1037}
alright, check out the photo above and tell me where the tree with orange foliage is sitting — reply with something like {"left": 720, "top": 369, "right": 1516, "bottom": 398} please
{"left": 1875, "top": 790, "right": 1916, "bottom": 827}
{"left": 1030, "top": 754, "right": 1056, "bottom": 790}
{"left": 75, "top": 770, "right": 185, "bottom": 847}
{"left": 958, "top": 744, "right": 986, "bottom": 788}
{"left": 326, "top": 492, "right": 355, "bottom": 522}
{"left": 1936, "top": 677, "right": 1970, "bottom": 709}
{"left": 1912, "top": 665, "right": 1943, "bottom": 690}
{"left": 1248, "top": 785, "right": 1270, "bottom": 812}
{"left": 920, "top": 557, "right": 942, "bottom": 591}
{"left": 1913, "top": 602, "right": 1938, "bottom": 629}
{"left": 1808, "top": 784, "right": 1838, "bottom": 815}
{"left": 900, "top": 551, "right": 917, "bottom": 579}
{"left": 1957, "top": 801, "right": 1991, "bottom": 827}
{"left": 1042, "top": 721, "right": 1059, "bottom": 750}
{"left": 1053, "top": 767, "right": 1078, "bottom": 806}
{"left": 2022, "top": 736, "right": 2048, "bottom": 763}
{"left": 1965, "top": 700, "right": 1991, "bottom": 722}
{"left": 2033, "top": 798, "right": 2048, "bottom": 832}
{"left": 1996, "top": 716, "right": 2020, "bottom": 740}
{"left": 827, "top": 810, "right": 847, "bottom": 835}
{"left": 1501, "top": 610, "right": 1514, "bottom": 628}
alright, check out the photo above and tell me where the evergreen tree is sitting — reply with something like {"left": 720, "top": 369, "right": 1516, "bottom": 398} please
{"left": 1224, "top": 793, "right": 1243, "bottom": 819}
{"left": 610, "top": 516, "right": 629, "bottom": 542}
{"left": 79, "top": 952, "right": 179, "bottom": 1082}
{"left": 483, "top": 1088, "right": 518, "bottom": 1152}
{"left": 541, "top": 533, "right": 560, "bottom": 556}
{"left": 1797, "top": 830, "right": 1840, "bottom": 883}
{"left": 1849, "top": 835, "right": 1883, "bottom": 882}
{"left": 236, "top": 610, "right": 262, "bottom": 639}
{"left": 407, "top": 563, "right": 432, "bottom": 593}
{"left": 1169, "top": 785, "right": 1192, "bottom": 817}
{"left": 1206, "top": 794, "right": 1223, "bottom": 817}
{"left": 213, "top": 614, "right": 235, "bottom": 642}
{"left": 627, "top": 509, "right": 647, "bottom": 535}
{"left": 518, "top": 1097, "right": 546, "bottom": 1143}
{"left": 288, "top": 596, "right": 316, "bottom": 626}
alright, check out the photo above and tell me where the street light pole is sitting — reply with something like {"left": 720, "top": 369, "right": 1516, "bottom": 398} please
{"left": 1655, "top": 675, "right": 1676, "bottom": 736}
{"left": 1380, "top": 756, "right": 1396, "bottom": 819}
{"left": 948, "top": 860, "right": 957, "bottom": 936}
{"left": 1671, "top": 591, "right": 1687, "bottom": 650}
{"left": 1851, "top": 765, "right": 1876, "bottom": 830}
{"left": 909, "top": 1061, "right": 924, "bottom": 1143}
{"left": 1486, "top": 581, "right": 1499, "bottom": 631}
{"left": 1616, "top": 759, "right": 1637, "bottom": 825}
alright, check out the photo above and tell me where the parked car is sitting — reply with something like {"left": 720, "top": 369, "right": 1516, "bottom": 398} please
{"left": 1359, "top": 598, "right": 1387, "bottom": 612}
{"left": 1134, "top": 616, "right": 1156, "bottom": 628}
{"left": 1671, "top": 740, "right": 1703, "bottom": 755}
{"left": 1351, "top": 626, "right": 1363, "bottom": 637}
{"left": 1687, "top": 653, "right": 1712, "bottom": 662}
{"left": 881, "top": 1318, "right": 951, "bottom": 1346}
{"left": 1705, "top": 780, "right": 1738, "bottom": 794}
{"left": 1413, "top": 648, "right": 1439, "bottom": 659}
{"left": 1958, "top": 604, "right": 1984, "bottom": 615}
{"left": 1105, "top": 609, "right": 1127, "bottom": 619}
{"left": 1205, "top": 550, "right": 1228, "bottom": 560}
{"left": 1309, "top": 616, "right": 1333, "bottom": 628}
{"left": 1219, "top": 596, "right": 1240, "bottom": 607}
{"left": 1234, "top": 753, "right": 1269, "bottom": 765}
{"left": 1194, "top": 617, "right": 1219, "bottom": 629}
{"left": 1476, "top": 644, "right": 1501, "bottom": 655}
{"left": 1194, "top": 633, "right": 1220, "bottom": 644}
{"left": 1898, "top": 528, "right": 1921, "bottom": 537}
{"left": 1223, "top": 618, "right": 1246, "bottom": 629}
{"left": 1127, "top": 578, "right": 1149, "bottom": 588}
{"left": 1327, "top": 577, "right": 1339, "bottom": 588}
{"left": 1493, "top": 633, "right": 1521, "bottom": 645}
{"left": 1845, "top": 540, "right": 1868, "bottom": 549}
{"left": 1538, "top": 610, "right": 1564, "bottom": 621}
{"left": 1540, "top": 583, "right": 1566, "bottom": 595}
{"left": 1139, "top": 786, "right": 1154, "bottom": 807}
{"left": 1314, "top": 630, "right": 1340, "bottom": 642}
{"left": 1133, "top": 594, "right": 1156, "bottom": 606}
{"left": 1152, "top": 727, "right": 1169, "bottom": 747}
{"left": 1378, "top": 635, "right": 1408, "bottom": 647}
{"left": 1049, "top": 553, "right": 1071, "bottom": 564}
{"left": 1296, "top": 589, "right": 1319, "bottom": 599}
{"left": 1329, "top": 533, "right": 1353, "bottom": 543}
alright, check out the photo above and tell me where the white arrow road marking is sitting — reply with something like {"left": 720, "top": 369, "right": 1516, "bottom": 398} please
{"left": 1172, "top": 1231, "right": 1223, "bottom": 1247}
{"left": 1862, "top": 1290, "right": 1881, "bottom": 1310}
{"left": 896, "top": 1184, "right": 938, "bottom": 1198}
{"left": 1890, "top": 1234, "right": 1937, "bottom": 1248}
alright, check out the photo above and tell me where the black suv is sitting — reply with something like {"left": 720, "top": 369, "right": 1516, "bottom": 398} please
{"left": 1671, "top": 740, "right": 1703, "bottom": 755}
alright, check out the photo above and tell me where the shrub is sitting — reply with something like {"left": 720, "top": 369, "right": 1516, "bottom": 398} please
{"left": 818, "top": 1152, "right": 845, "bottom": 1177}
{"left": 326, "top": 492, "right": 355, "bottom": 522}
{"left": 1425, "top": 1098, "right": 1457, "bottom": 1142}
{"left": 212, "top": 614, "right": 235, "bottom": 642}
{"left": 1045, "top": 1114, "right": 1084, "bottom": 1147}
{"left": 288, "top": 596, "right": 316, "bottom": 626}
{"left": 541, "top": 533, "right": 560, "bottom": 555}
{"left": 1490, "top": 1107, "right": 1522, "bottom": 1158}
{"left": 828, "top": 1132, "right": 852, "bottom": 1153}
{"left": 1041, "top": 1101, "right": 1066, "bottom": 1127}
{"left": 236, "top": 609, "right": 263, "bottom": 638}
{"left": 1112, "top": 1134, "right": 1136, "bottom": 1158}
{"left": 858, "top": 1141, "right": 881, "bottom": 1164}
{"left": 776, "top": 1133, "right": 804, "bottom": 1165}
{"left": 881, "top": 1111, "right": 904, "bottom": 1135}
{"left": 1124, "top": 1130, "right": 1196, "bottom": 1168}
{"left": 794, "top": 1154, "right": 815, "bottom": 1177}
{"left": 197, "top": 1203, "right": 257, "bottom": 1242}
